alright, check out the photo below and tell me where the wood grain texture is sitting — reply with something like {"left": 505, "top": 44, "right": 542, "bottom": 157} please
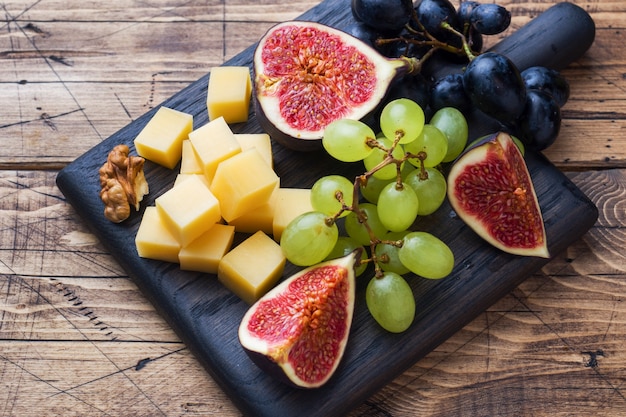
{"left": 1, "top": 0, "right": 626, "bottom": 416}
{"left": 54, "top": 1, "right": 599, "bottom": 416}
{"left": 1, "top": 169, "right": 624, "bottom": 416}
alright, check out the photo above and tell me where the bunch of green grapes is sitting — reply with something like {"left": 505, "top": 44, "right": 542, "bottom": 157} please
{"left": 280, "top": 98, "right": 467, "bottom": 333}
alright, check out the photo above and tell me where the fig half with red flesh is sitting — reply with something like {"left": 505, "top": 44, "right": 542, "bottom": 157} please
{"left": 238, "top": 251, "right": 358, "bottom": 388}
{"left": 447, "top": 132, "right": 549, "bottom": 258}
{"left": 253, "top": 21, "right": 420, "bottom": 151}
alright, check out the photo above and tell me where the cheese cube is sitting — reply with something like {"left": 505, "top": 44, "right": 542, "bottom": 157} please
{"left": 189, "top": 116, "right": 241, "bottom": 182}
{"left": 135, "top": 207, "right": 181, "bottom": 263}
{"left": 210, "top": 148, "right": 280, "bottom": 222}
{"left": 180, "top": 140, "right": 203, "bottom": 174}
{"left": 134, "top": 106, "right": 193, "bottom": 169}
{"left": 179, "top": 223, "right": 235, "bottom": 274}
{"left": 272, "top": 188, "right": 313, "bottom": 241}
{"left": 174, "top": 173, "right": 210, "bottom": 188}
{"left": 227, "top": 192, "right": 276, "bottom": 234}
{"left": 207, "top": 66, "right": 252, "bottom": 124}
{"left": 217, "top": 231, "right": 286, "bottom": 304}
{"left": 155, "top": 175, "right": 221, "bottom": 246}
{"left": 234, "top": 133, "right": 273, "bottom": 168}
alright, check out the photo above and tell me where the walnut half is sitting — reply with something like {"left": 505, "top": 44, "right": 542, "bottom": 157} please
{"left": 99, "top": 144, "right": 149, "bottom": 223}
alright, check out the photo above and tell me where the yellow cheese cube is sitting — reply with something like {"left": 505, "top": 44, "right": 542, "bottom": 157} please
{"left": 173, "top": 173, "right": 210, "bottom": 188}
{"left": 179, "top": 223, "right": 235, "bottom": 274}
{"left": 189, "top": 116, "right": 241, "bottom": 182}
{"left": 135, "top": 207, "right": 181, "bottom": 263}
{"left": 134, "top": 106, "right": 193, "bottom": 169}
{"left": 155, "top": 175, "right": 221, "bottom": 246}
{"left": 217, "top": 231, "right": 286, "bottom": 304}
{"left": 227, "top": 190, "right": 276, "bottom": 234}
{"left": 272, "top": 188, "right": 313, "bottom": 241}
{"left": 207, "top": 66, "right": 252, "bottom": 124}
{"left": 180, "top": 140, "right": 203, "bottom": 174}
{"left": 210, "top": 148, "right": 280, "bottom": 222}
{"left": 234, "top": 133, "right": 273, "bottom": 168}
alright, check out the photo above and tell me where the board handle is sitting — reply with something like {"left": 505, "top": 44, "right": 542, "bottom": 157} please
{"left": 490, "top": 2, "right": 595, "bottom": 71}
{"left": 426, "top": 2, "right": 596, "bottom": 77}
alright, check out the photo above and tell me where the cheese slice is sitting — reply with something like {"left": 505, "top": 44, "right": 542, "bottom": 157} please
{"left": 134, "top": 106, "right": 193, "bottom": 169}
{"left": 217, "top": 230, "right": 286, "bottom": 304}
{"left": 207, "top": 66, "right": 252, "bottom": 123}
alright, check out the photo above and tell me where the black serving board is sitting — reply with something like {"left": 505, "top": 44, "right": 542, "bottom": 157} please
{"left": 56, "top": 2, "right": 598, "bottom": 416}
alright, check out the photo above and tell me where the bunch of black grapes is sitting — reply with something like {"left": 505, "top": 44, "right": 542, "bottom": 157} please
{"left": 347, "top": 0, "right": 570, "bottom": 152}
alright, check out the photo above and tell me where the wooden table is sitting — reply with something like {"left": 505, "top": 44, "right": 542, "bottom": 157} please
{"left": 1, "top": 0, "right": 625, "bottom": 415}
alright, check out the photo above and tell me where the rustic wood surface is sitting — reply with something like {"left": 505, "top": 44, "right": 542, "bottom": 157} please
{"left": 1, "top": 0, "right": 625, "bottom": 416}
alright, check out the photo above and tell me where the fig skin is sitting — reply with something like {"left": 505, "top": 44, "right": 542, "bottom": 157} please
{"left": 238, "top": 251, "right": 359, "bottom": 388}
{"left": 253, "top": 21, "right": 420, "bottom": 152}
{"left": 447, "top": 132, "right": 549, "bottom": 258}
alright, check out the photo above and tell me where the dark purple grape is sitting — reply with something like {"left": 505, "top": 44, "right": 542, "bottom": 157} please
{"left": 463, "top": 52, "right": 527, "bottom": 123}
{"left": 386, "top": 74, "right": 431, "bottom": 110}
{"left": 414, "top": 0, "right": 460, "bottom": 38}
{"left": 470, "top": 4, "right": 511, "bottom": 35}
{"left": 343, "top": 20, "right": 390, "bottom": 54}
{"left": 518, "top": 90, "right": 561, "bottom": 151}
{"left": 351, "top": 0, "right": 412, "bottom": 35}
{"left": 430, "top": 73, "right": 472, "bottom": 114}
{"left": 457, "top": 1, "right": 480, "bottom": 25}
{"left": 466, "top": 29, "right": 483, "bottom": 54}
{"left": 521, "top": 66, "right": 570, "bottom": 107}
{"left": 386, "top": 39, "right": 432, "bottom": 59}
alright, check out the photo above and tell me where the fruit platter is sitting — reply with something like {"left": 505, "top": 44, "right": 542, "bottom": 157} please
{"left": 56, "top": 0, "right": 599, "bottom": 416}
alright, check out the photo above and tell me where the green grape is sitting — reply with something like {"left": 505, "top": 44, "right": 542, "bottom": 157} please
{"left": 377, "top": 182, "right": 419, "bottom": 232}
{"left": 403, "top": 167, "right": 447, "bottom": 216}
{"left": 344, "top": 203, "right": 388, "bottom": 246}
{"left": 363, "top": 136, "right": 405, "bottom": 180}
{"left": 430, "top": 107, "right": 469, "bottom": 162}
{"left": 280, "top": 211, "right": 338, "bottom": 266}
{"left": 359, "top": 175, "right": 393, "bottom": 204}
{"left": 379, "top": 98, "right": 425, "bottom": 144}
{"left": 322, "top": 119, "right": 376, "bottom": 162}
{"left": 324, "top": 236, "right": 368, "bottom": 276}
{"left": 366, "top": 272, "right": 415, "bottom": 333}
{"left": 311, "top": 175, "right": 354, "bottom": 218}
{"left": 398, "top": 231, "right": 454, "bottom": 279}
{"left": 404, "top": 124, "right": 448, "bottom": 168}
{"left": 375, "top": 230, "right": 410, "bottom": 275}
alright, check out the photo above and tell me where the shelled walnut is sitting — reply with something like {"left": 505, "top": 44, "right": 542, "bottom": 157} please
{"left": 99, "top": 144, "right": 149, "bottom": 223}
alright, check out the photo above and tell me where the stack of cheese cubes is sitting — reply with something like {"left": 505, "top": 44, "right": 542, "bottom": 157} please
{"left": 132, "top": 67, "right": 313, "bottom": 305}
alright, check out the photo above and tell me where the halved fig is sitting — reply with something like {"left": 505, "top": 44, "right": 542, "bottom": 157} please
{"left": 447, "top": 132, "right": 549, "bottom": 258}
{"left": 253, "top": 21, "right": 420, "bottom": 151}
{"left": 238, "top": 251, "right": 358, "bottom": 388}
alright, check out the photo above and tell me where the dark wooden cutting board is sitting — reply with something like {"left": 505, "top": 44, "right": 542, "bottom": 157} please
{"left": 56, "top": 1, "right": 598, "bottom": 416}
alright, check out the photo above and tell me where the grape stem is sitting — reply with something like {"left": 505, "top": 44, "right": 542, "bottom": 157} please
{"left": 374, "top": 5, "right": 480, "bottom": 71}
{"left": 335, "top": 130, "right": 430, "bottom": 279}
{"left": 440, "top": 22, "right": 477, "bottom": 61}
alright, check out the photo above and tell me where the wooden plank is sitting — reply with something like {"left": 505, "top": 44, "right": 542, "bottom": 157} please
{"left": 54, "top": 2, "right": 600, "bottom": 416}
